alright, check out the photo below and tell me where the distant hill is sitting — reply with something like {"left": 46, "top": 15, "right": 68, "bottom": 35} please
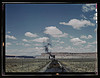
{"left": 36, "top": 52, "right": 97, "bottom": 59}
{"left": 6, "top": 55, "right": 35, "bottom": 58}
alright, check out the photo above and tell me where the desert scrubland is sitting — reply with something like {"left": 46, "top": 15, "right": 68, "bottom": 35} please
{"left": 59, "top": 58, "right": 97, "bottom": 72}
{"left": 5, "top": 58, "right": 97, "bottom": 72}
{"left": 6, "top": 58, "right": 51, "bottom": 72}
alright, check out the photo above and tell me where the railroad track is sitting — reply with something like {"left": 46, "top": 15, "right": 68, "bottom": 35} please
{"left": 44, "top": 59, "right": 67, "bottom": 72}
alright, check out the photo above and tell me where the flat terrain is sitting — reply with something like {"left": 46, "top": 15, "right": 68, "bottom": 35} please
{"left": 6, "top": 58, "right": 51, "bottom": 72}
{"left": 5, "top": 58, "right": 97, "bottom": 72}
{"left": 58, "top": 58, "right": 97, "bottom": 72}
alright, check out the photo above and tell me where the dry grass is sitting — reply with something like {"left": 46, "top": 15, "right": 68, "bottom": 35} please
{"left": 6, "top": 58, "right": 51, "bottom": 72}
{"left": 59, "top": 58, "right": 96, "bottom": 72}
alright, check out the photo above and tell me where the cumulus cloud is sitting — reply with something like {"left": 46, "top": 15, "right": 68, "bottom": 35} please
{"left": 52, "top": 33, "right": 68, "bottom": 37}
{"left": 70, "top": 38, "right": 86, "bottom": 45}
{"left": 80, "top": 35, "right": 93, "bottom": 39}
{"left": 88, "top": 41, "right": 97, "bottom": 45}
{"left": 16, "top": 42, "right": 31, "bottom": 47}
{"left": 34, "top": 44, "right": 42, "bottom": 46}
{"left": 50, "top": 46, "right": 64, "bottom": 52}
{"left": 44, "top": 26, "right": 68, "bottom": 37}
{"left": 94, "top": 28, "right": 97, "bottom": 32}
{"left": 50, "top": 44, "right": 96, "bottom": 53}
{"left": 6, "top": 49, "right": 19, "bottom": 55}
{"left": 32, "top": 37, "right": 49, "bottom": 43}
{"left": 60, "top": 41, "right": 64, "bottom": 44}
{"left": 84, "top": 44, "right": 94, "bottom": 48}
{"left": 81, "top": 14, "right": 87, "bottom": 19}
{"left": 82, "top": 4, "right": 96, "bottom": 12}
{"left": 6, "top": 42, "right": 12, "bottom": 46}
{"left": 52, "top": 40, "right": 60, "bottom": 43}
{"left": 22, "top": 39, "right": 29, "bottom": 42}
{"left": 44, "top": 26, "right": 62, "bottom": 34}
{"left": 25, "top": 32, "right": 38, "bottom": 37}
{"left": 16, "top": 43, "right": 24, "bottom": 45}
{"left": 24, "top": 44, "right": 31, "bottom": 47}
{"left": 93, "top": 13, "right": 97, "bottom": 20}
{"left": 59, "top": 19, "right": 94, "bottom": 30}
{"left": 6, "top": 47, "right": 44, "bottom": 56}
{"left": 69, "top": 36, "right": 74, "bottom": 38}
{"left": 6, "top": 35, "right": 16, "bottom": 40}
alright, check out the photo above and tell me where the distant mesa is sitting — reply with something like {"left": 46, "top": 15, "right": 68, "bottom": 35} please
{"left": 36, "top": 52, "right": 97, "bottom": 59}
{"left": 6, "top": 52, "right": 97, "bottom": 59}
{"left": 6, "top": 55, "right": 35, "bottom": 58}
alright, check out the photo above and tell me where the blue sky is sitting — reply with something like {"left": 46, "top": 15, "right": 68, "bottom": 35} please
{"left": 5, "top": 4, "right": 97, "bottom": 56}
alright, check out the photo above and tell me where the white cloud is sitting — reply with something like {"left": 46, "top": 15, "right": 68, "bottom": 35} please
{"left": 84, "top": 44, "right": 94, "bottom": 49}
{"left": 44, "top": 26, "right": 68, "bottom": 37}
{"left": 88, "top": 41, "right": 97, "bottom": 45}
{"left": 25, "top": 32, "right": 38, "bottom": 37}
{"left": 70, "top": 38, "right": 86, "bottom": 45}
{"left": 16, "top": 43, "right": 24, "bottom": 45}
{"left": 94, "top": 28, "right": 97, "bottom": 32}
{"left": 16, "top": 42, "right": 31, "bottom": 47}
{"left": 60, "top": 41, "right": 64, "bottom": 44}
{"left": 6, "top": 35, "right": 16, "bottom": 40}
{"left": 69, "top": 36, "right": 74, "bottom": 38}
{"left": 6, "top": 43, "right": 96, "bottom": 56}
{"left": 52, "top": 33, "right": 68, "bottom": 37}
{"left": 44, "top": 26, "right": 62, "bottom": 34}
{"left": 32, "top": 37, "right": 49, "bottom": 43}
{"left": 34, "top": 44, "right": 42, "bottom": 46}
{"left": 6, "top": 47, "right": 44, "bottom": 56}
{"left": 6, "top": 49, "right": 19, "bottom": 55}
{"left": 6, "top": 42, "right": 12, "bottom": 46}
{"left": 81, "top": 14, "right": 87, "bottom": 19}
{"left": 50, "top": 46, "right": 64, "bottom": 52}
{"left": 50, "top": 44, "right": 96, "bottom": 53}
{"left": 86, "top": 35, "right": 93, "bottom": 39}
{"left": 80, "top": 35, "right": 93, "bottom": 39}
{"left": 22, "top": 39, "right": 29, "bottom": 42}
{"left": 59, "top": 19, "right": 94, "bottom": 30}
{"left": 82, "top": 4, "right": 96, "bottom": 12}
{"left": 52, "top": 40, "right": 60, "bottom": 43}
{"left": 24, "top": 44, "right": 31, "bottom": 47}
{"left": 93, "top": 13, "right": 97, "bottom": 20}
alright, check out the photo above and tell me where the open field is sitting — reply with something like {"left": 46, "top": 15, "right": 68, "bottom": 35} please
{"left": 5, "top": 58, "right": 97, "bottom": 72}
{"left": 58, "top": 58, "right": 97, "bottom": 72}
{"left": 6, "top": 58, "right": 51, "bottom": 72}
